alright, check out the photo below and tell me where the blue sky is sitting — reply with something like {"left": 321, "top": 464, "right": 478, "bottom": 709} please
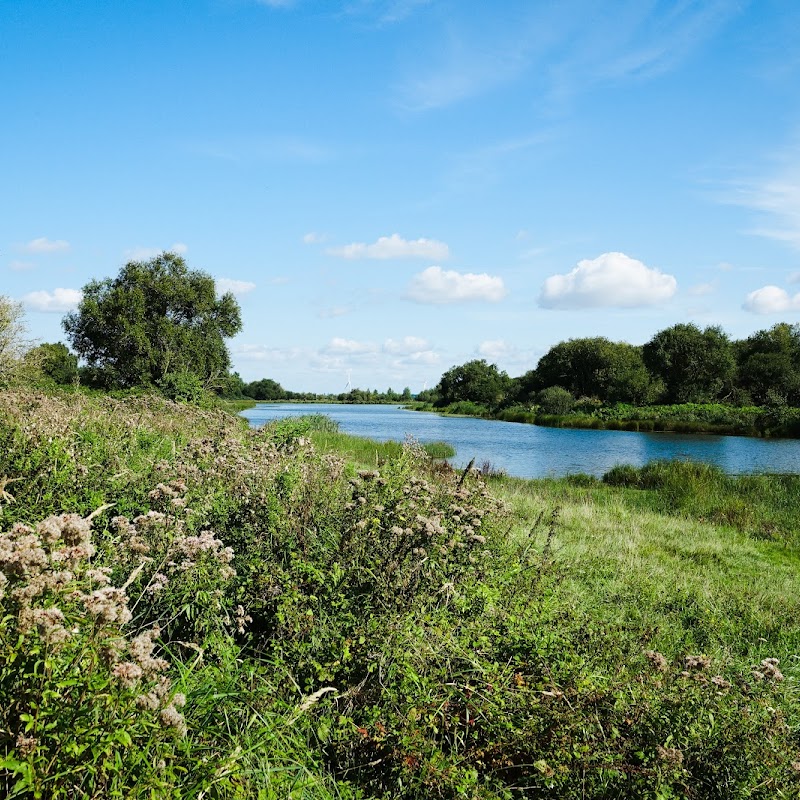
{"left": 3, "top": 0, "right": 800, "bottom": 392}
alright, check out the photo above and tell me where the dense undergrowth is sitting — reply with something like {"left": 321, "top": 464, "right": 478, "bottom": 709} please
{"left": 408, "top": 400, "right": 800, "bottom": 438}
{"left": 1, "top": 391, "right": 799, "bottom": 798}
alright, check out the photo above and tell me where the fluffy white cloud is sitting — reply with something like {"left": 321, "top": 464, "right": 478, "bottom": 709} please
{"left": 216, "top": 278, "right": 256, "bottom": 296}
{"left": 743, "top": 285, "right": 800, "bottom": 314}
{"left": 23, "top": 288, "right": 82, "bottom": 313}
{"left": 539, "top": 252, "right": 677, "bottom": 309}
{"left": 324, "top": 338, "right": 378, "bottom": 355}
{"left": 406, "top": 266, "right": 506, "bottom": 304}
{"left": 383, "top": 336, "right": 430, "bottom": 355}
{"left": 328, "top": 233, "right": 449, "bottom": 260}
{"left": 21, "top": 237, "right": 70, "bottom": 254}
{"left": 124, "top": 243, "right": 187, "bottom": 261}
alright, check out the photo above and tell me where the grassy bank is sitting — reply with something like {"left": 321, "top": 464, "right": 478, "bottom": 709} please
{"left": 1, "top": 393, "right": 799, "bottom": 798}
{"left": 407, "top": 400, "right": 800, "bottom": 438}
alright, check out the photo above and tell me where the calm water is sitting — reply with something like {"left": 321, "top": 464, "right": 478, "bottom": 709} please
{"left": 241, "top": 403, "right": 800, "bottom": 479}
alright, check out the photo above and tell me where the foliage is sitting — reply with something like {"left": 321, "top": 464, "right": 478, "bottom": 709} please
{"left": 63, "top": 252, "right": 242, "bottom": 389}
{"left": 643, "top": 323, "right": 736, "bottom": 404}
{"left": 26, "top": 342, "right": 78, "bottom": 386}
{"left": 531, "top": 337, "right": 656, "bottom": 404}
{"left": 0, "top": 297, "right": 39, "bottom": 388}
{"left": 735, "top": 322, "right": 800, "bottom": 406}
{"left": 435, "top": 359, "right": 511, "bottom": 409}
{"left": 536, "top": 385, "right": 574, "bottom": 415}
{"left": 1, "top": 392, "right": 800, "bottom": 798}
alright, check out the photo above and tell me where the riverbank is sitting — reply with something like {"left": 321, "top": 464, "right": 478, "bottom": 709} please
{"left": 406, "top": 399, "right": 800, "bottom": 438}
{"left": 1, "top": 391, "right": 798, "bottom": 798}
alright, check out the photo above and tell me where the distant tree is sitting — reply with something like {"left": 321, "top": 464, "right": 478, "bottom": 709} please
{"left": 532, "top": 338, "right": 655, "bottom": 404}
{"left": 436, "top": 359, "right": 511, "bottom": 408}
{"left": 735, "top": 323, "right": 800, "bottom": 406}
{"left": 244, "top": 378, "right": 286, "bottom": 401}
{"left": 643, "top": 323, "right": 735, "bottom": 404}
{"left": 536, "top": 385, "right": 574, "bottom": 415}
{"left": 28, "top": 342, "right": 78, "bottom": 385}
{"left": 0, "top": 296, "right": 38, "bottom": 387}
{"left": 401, "top": 387, "right": 412, "bottom": 401}
{"left": 63, "top": 252, "right": 242, "bottom": 389}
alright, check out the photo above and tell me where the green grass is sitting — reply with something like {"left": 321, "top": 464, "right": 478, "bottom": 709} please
{"left": 3, "top": 393, "right": 800, "bottom": 799}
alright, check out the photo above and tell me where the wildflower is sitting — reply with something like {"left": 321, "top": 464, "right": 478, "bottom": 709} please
{"left": 16, "top": 733, "right": 37, "bottom": 757}
{"left": 159, "top": 704, "right": 187, "bottom": 736}
{"left": 657, "top": 746, "right": 684, "bottom": 766}
{"left": 84, "top": 587, "right": 132, "bottom": 625}
{"left": 112, "top": 661, "right": 144, "bottom": 689}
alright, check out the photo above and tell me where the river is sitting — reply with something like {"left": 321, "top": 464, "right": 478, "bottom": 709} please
{"left": 240, "top": 403, "right": 800, "bottom": 479}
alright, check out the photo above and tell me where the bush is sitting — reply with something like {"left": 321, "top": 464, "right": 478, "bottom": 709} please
{"left": 536, "top": 386, "right": 575, "bottom": 415}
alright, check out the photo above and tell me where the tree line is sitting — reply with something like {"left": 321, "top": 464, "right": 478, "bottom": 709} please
{"left": 420, "top": 323, "right": 800, "bottom": 414}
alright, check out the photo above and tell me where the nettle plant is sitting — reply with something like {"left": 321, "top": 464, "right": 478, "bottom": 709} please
{"left": 0, "top": 505, "right": 238, "bottom": 798}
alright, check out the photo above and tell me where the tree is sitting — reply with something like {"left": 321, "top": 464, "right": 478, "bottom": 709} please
{"left": 0, "top": 296, "right": 38, "bottom": 387}
{"left": 735, "top": 323, "right": 800, "bottom": 406}
{"left": 28, "top": 342, "right": 79, "bottom": 385}
{"left": 435, "top": 359, "right": 511, "bottom": 408}
{"left": 643, "top": 323, "right": 735, "bottom": 404}
{"left": 63, "top": 253, "right": 242, "bottom": 389}
{"left": 532, "top": 337, "right": 655, "bottom": 404}
{"left": 244, "top": 378, "right": 286, "bottom": 401}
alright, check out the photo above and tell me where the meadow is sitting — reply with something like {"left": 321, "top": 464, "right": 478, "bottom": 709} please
{"left": 1, "top": 391, "right": 798, "bottom": 798}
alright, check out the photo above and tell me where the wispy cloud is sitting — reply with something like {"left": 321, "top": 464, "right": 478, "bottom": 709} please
{"left": 396, "top": 1, "right": 739, "bottom": 111}
{"left": 303, "top": 232, "right": 328, "bottom": 244}
{"left": 539, "top": 252, "right": 677, "bottom": 309}
{"left": 328, "top": 233, "right": 449, "bottom": 260}
{"left": 8, "top": 260, "right": 34, "bottom": 271}
{"left": 721, "top": 147, "right": 800, "bottom": 248}
{"left": 406, "top": 266, "right": 506, "bottom": 304}
{"left": 23, "top": 288, "right": 82, "bottom": 313}
{"left": 19, "top": 237, "right": 70, "bottom": 254}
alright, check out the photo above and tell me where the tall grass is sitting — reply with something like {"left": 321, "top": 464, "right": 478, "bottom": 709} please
{"left": 2, "top": 392, "right": 799, "bottom": 798}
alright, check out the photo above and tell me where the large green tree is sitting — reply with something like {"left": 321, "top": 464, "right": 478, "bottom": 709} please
{"left": 643, "top": 323, "right": 735, "bottom": 404}
{"left": 531, "top": 337, "right": 655, "bottom": 404}
{"left": 63, "top": 253, "right": 242, "bottom": 389}
{"left": 735, "top": 323, "right": 800, "bottom": 405}
{"left": 436, "top": 359, "right": 511, "bottom": 408}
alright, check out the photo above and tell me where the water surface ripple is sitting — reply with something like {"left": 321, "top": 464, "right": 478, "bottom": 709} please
{"left": 241, "top": 403, "right": 800, "bottom": 479}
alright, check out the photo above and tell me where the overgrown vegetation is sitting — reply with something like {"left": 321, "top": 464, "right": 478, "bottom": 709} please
{"left": 2, "top": 392, "right": 799, "bottom": 798}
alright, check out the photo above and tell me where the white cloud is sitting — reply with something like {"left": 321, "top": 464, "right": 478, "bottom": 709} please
{"left": 318, "top": 306, "right": 351, "bottom": 319}
{"left": 234, "top": 344, "right": 305, "bottom": 362}
{"left": 327, "top": 233, "right": 449, "bottom": 260}
{"left": 743, "top": 285, "right": 800, "bottom": 314}
{"left": 23, "top": 288, "right": 82, "bottom": 313}
{"left": 216, "top": 278, "right": 256, "bottom": 296}
{"left": 406, "top": 266, "right": 506, "bottom": 304}
{"left": 383, "top": 336, "right": 430, "bottom": 355}
{"left": 124, "top": 243, "right": 188, "bottom": 261}
{"left": 788, "top": 271, "right": 800, "bottom": 284}
{"left": 539, "top": 252, "right": 677, "bottom": 309}
{"left": 20, "top": 237, "right": 70, "bottom": 254}
{"left": 303, "top": 231, "right": 327, "bottom": 244}
{"left": 9, "top": 260, "right": 34, "bottom": 271}
{"left": 687, "top": 282, "right": 716, "bottom": 297}
{"left": 477, "top": 339, "right": 513, "bottom": 361}
{"left": 324, "top": 337, "right": 378, "bottom": 355}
